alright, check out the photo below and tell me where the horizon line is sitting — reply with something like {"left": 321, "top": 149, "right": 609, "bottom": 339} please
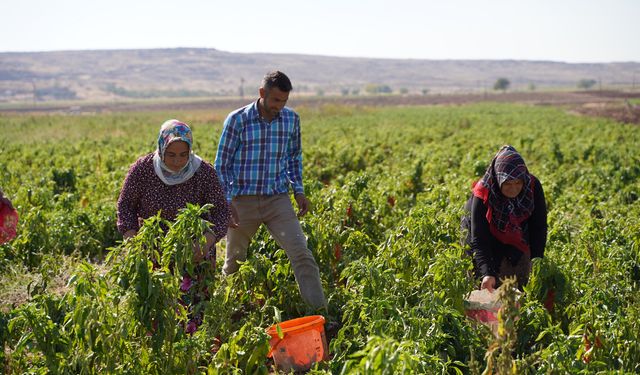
{"left": 1, "top": 46, "right": 638, "bottom": 65}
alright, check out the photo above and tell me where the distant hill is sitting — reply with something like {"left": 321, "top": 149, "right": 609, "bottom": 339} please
{"left": 1, "top": 48, "right": 638, "bottom": 102}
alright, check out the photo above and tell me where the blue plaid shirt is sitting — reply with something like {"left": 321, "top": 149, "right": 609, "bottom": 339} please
{"left": 215, "top": 101, "right": 304, "bottom": 201}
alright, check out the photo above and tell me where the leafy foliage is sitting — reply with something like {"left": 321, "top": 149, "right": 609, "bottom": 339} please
{"left": 1, "top": 104, "right": 640, "bottom": 373}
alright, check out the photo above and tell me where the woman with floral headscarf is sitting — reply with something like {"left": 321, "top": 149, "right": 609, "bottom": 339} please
{"left": 117, "top": 119, "right": 229, "bottom": 332}
{"left": 117, "top": 119, "right": 229, "bottom": 240}
{"left": 464, "top": 145, "right": 547, "bottom": 291}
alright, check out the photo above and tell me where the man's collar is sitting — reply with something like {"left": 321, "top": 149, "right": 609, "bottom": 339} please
{"left": 248, "top": 100, "right": 260, "bottom": 120}
{"left": 252, "top": 99, "right": 282, "bottom": 122}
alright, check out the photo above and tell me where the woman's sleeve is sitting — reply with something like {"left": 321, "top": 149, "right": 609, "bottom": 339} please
{"left": 470, "top": 196, "right": 496, "bottom": 277}
{"left": 117, "top": 162, "right": 143, "bottom": 234}
{"left": 202, "top": 166, "right": 230, "bottom": 242}
{"left": 529, "top": 178, "right": 548, "bottom": 259}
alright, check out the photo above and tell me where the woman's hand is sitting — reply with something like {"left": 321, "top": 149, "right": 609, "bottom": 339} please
{"left": 193, "top": 232, "right": 216, "bottom": 263}
{"left": 204, "top": 231, "right": 216, "bottom": 267}
{"left": 481, "top": 276, "right": 496, "bottom": 292}
{"left": 204, "top": 231, "right": 215, "bottom": 252}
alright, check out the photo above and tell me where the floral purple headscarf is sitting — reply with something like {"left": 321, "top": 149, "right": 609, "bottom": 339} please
{"left": 153, "top": 119, "right": 202, "bottom": 185}
{"left": 157, "top": 120, "right": 193, "bottom": 158}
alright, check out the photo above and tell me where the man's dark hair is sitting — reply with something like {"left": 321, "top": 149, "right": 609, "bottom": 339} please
{"left": 262, "top": 71, "right": 293, "bottom": 92}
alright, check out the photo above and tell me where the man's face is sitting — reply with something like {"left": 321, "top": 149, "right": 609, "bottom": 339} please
{"left": 260, "top": 86, "right": 289, "bottom": 117}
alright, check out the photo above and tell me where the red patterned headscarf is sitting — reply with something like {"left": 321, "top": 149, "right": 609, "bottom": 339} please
{"left": 472, "top": 145, "right": 535, "bottom": 254}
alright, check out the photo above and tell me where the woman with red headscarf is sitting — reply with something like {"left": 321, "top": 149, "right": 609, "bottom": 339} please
{"left": 464, "top": 145, "right": 547, "bottom": 291}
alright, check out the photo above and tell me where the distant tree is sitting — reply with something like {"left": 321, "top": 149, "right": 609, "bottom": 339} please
{"left": 35, "top": 85, "right": 77, "bottom": 100}
{"left": 422, "top": 88, "right": 430, "bottom": 95}
{"left": 528, "top": 82, "right": 536, "bottom": 91}
{"left": 378, "top": 85, "right": 392, "bottom": 94}
{"left": 351, "top": 89, "right": 360, "bottom": 95}
{"left": 341, "top": 88, "right": 350, "bottom": 96}
{"left": 493, "top": 78, "right": 510, "bottom": 92}
{"left": 577, "top": 79, "right": 597, "bottom": 90}
{"left": 315, "top": 89, "right": 325, "bottom": 97}
{"left": 399, "top": 88, "right": 409, "bottom": 95}
{"left": 364, "top": 84, "right": 376, "bottom": 95}
{"left": 365, "top": 84, "right": 392, "bottom": 95}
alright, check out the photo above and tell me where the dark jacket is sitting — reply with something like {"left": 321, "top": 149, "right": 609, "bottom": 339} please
{"left": 464, "top": 177, "right": 547, "bottom": 278}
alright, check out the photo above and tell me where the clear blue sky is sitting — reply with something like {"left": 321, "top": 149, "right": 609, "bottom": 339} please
{"left": 1, "top": 0, "right": 638, "bottom": 63}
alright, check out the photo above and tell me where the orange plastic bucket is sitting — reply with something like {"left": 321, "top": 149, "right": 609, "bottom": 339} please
{"left": 266, "top": 315, "right": 328, "bottom": 372}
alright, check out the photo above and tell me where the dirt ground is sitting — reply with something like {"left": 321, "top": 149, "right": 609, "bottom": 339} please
{"left": 3, "top": 90, "right": 640, "bottom": 124}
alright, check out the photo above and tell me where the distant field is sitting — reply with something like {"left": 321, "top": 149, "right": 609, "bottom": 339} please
{"left": 1, "top": 103, "right": 639, "bottom": 373}
{"left": 2, "top": 89, "right": 639, "bottom": 126}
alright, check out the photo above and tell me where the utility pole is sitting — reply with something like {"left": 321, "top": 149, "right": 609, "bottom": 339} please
{"left": 32, "top": 80, "right": 37, "bottom": 106}
{"left": 239, "top": 77, "right": 245, "bottom": 99}
{"left": 598, "top": 76, "right": 602, "bottom": 92}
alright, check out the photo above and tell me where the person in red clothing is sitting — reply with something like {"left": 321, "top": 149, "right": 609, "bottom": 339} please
{"left": 0, "top": 189, "right": 12, "bottom": 210}
{"left": 0, "top": 188, "right": 19, "bottom": 245}
{"left": 117, "top": 119, "right": 230, "bottom": 332}
{"left": 462, "top": 145, "right": 548, "bottom": 291}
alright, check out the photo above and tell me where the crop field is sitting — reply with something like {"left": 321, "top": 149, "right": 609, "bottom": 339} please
{"left": 1, "top": 102, "right": 639, "bottom": 373}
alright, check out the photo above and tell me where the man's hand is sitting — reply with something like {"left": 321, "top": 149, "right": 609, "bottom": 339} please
{"left": 229, "top": 204, "right": 239, "bottom": 228}
{"left": 481, "top": 275, "right": 496, "bottom": 292}
{"left": 294, "top": 193, "right": 310, "bottom": 217}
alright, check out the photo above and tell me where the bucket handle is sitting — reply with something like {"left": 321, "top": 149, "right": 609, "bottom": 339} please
{"left": 267, "top": 324, "right": 285, "bottom": 358}
{"left": 267, "top": 337, "right": 281, "bottom": 358}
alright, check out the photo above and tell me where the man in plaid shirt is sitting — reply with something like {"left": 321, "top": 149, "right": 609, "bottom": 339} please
{"left": 215, "top": 71, "right": 326, "bottom": 309}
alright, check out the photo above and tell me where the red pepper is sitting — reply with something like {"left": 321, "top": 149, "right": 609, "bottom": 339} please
{"left": 595, "top": 335, "right": 603, "bottom": 348}
{"left": 387, "top": 196, "right": 396, "bottom": 207}
{"left": 582, "top": 333, "right": 593, "bottom": 363}
{"left": 334, "top": 243, "right": 342, "bottom": 261}
{"left": 543, "top": 288, "right": 555, "bottom": 312}
{"left": 583, "top": 333, "right": 591, "bottom": 351}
